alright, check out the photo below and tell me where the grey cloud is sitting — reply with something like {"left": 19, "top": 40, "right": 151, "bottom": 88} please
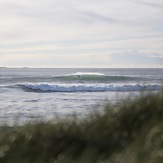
{"left": 0, "top": 1, "right": 64, "bottom": 21}
{"left": 0, "top": 2, "right": 55, "bottom": 18}
{"left": 110, "top": 50, "right": 162, "bottom": 65}
{"left": 0, "top": 0, "right": 117, "bottom": 26}
{"left": 133, "top": 1, "right": 163, "bottom": 8}
{"left": 75, "top": 10, "right": 116, "bottom": 24}
{"left": 151, "top": 54, "right": 163, "bottom": 65}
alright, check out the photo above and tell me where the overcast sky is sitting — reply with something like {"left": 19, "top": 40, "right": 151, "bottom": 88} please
{"left": 0, "top": 0, "right": 163, "bottom": 68}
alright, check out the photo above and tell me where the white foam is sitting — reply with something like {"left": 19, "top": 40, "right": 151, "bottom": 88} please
{"left": 18, "top": 83, "right": 161, "bottom": 92}
{"left": 69, "top": 72, "right": 106, "bottom": 76}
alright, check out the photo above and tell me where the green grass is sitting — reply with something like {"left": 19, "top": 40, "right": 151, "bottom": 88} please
{"left": 0, "top": 92, "right": 163, "bottom": 163}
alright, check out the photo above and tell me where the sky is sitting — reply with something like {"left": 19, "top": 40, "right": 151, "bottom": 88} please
{"left": 0, "top": 0, "right": 163, "bottom": 68}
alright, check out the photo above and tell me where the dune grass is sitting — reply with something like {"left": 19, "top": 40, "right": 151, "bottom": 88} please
{"left": 0, "top": 91, "right": 163, "bottom": 163}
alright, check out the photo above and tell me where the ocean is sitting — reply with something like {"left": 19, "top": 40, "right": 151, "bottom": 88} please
{"left": 0, "top": 68, "right": 162, "bottom": 126}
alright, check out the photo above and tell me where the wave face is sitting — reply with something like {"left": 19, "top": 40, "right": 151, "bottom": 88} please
{"left": 54, "top": 72, "right": 136, "bottom": 82}
{"left": 18, "top": 83, "right": 161, "bottom": 92}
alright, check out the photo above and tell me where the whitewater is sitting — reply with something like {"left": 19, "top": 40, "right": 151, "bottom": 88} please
{"left": 0, "top": 68, "right": 163, "bottom": 125}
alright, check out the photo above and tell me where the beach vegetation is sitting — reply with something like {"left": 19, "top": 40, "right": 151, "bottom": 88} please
{"left": 0, "top": 91, "right": 163, "bottom": 163}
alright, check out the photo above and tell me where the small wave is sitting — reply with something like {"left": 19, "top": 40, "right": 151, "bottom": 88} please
{"left": 18, "top": 83, "right": 161, "bottom": 92}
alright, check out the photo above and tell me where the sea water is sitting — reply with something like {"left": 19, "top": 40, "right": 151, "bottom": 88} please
{"left": 0, "top": 68, "right": 163, "bottom": 125}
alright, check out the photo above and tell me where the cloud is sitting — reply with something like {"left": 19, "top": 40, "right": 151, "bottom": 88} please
{"left": 109, "top": 50, "right": 163, "bottom": 67}
{"left": 0, "top": 0, "right": 163, "bottom": 67}
{"left": 75, "top": 10, "right": 117, "bottom": 25}
{"left": 133, "top": 1, "right": 163, "bottom": 9}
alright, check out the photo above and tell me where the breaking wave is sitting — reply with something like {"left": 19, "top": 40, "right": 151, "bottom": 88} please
{"left": 18, "top": 83, "right": 161, "bottom": 92}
